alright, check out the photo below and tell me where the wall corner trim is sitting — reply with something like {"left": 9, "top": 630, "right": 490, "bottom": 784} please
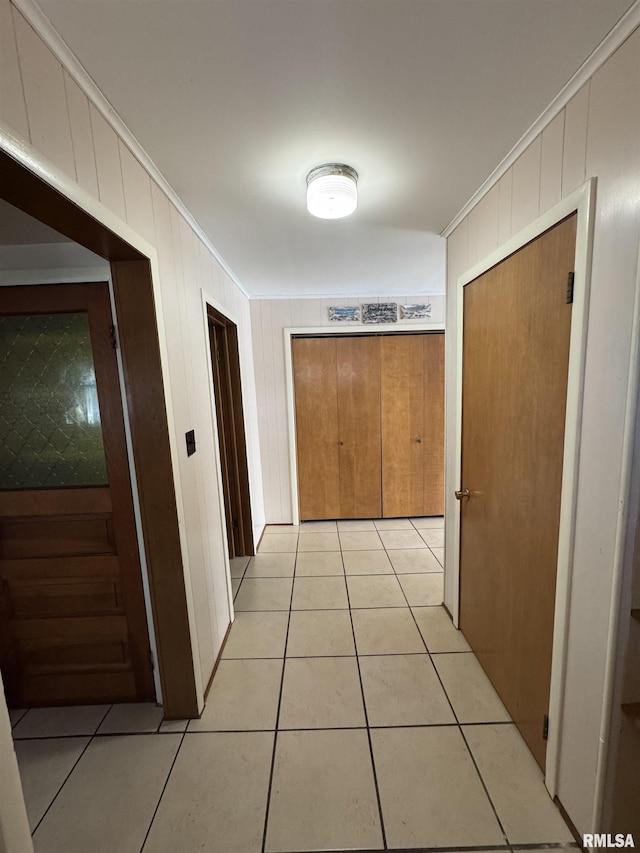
{"left": 11, "top": 0, "right": 251, "bottom": 300}
{"left": 441, "top": 0, "right": 640, "bottom": 238}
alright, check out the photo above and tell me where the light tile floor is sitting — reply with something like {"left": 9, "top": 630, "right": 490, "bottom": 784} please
{"left": 11, "top": 515, "right": 577, "bottom": 853}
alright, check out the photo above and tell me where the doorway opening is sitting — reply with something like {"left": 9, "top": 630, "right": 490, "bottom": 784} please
{"left": 207, "top": 306, "right": 254, "bottom": 559}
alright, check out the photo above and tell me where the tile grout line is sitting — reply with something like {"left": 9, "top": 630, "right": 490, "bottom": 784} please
{"left": 138, "top": 728, "right": 188, "bottom": 853}
{"left": 341, "top": 538, "right": 389, "bottom": 851}
{"left": 30, "top": 703, "right": 113, "bottom": 837}
{"left": 260, "top": 541, "right": 298, "bottom": 853}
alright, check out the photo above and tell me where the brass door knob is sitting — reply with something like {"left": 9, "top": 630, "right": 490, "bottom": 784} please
{"left": 454, "top": 489, "right": 470, "bottom": 501}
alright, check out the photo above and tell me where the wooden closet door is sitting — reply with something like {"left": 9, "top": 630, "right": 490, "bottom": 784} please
{"left": 337, "top": 336, "right": 382, "bottom": 518}
{"left": 381, "top": 333, "right": 444, "bottom": 517}
{"left": 292, "top": 337, "right": 340, "bottom": 520}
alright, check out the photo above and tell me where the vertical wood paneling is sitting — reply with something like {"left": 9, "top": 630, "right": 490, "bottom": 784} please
{"left": 63, "top": 71, "right": 98, "bottom": 198}
{"left": 474, "top": 184, "right": 500, "bottom": 261}
{"left": 0, "top": 1, "right": 29, "bottom": 140}
{"left": 120, "top": 142, "right": 155, "bottom": 245}
{"left": 562, "top": 82, "right": 590, "bottom": 198}
{"left": 13, "top": 10, "right": 75, "bottom": 180}
{"left": 89, "top": 103, "right": 126, "bottom": 220}
{"left": 539, "top": 110, "right": 565, "bottom": 214}
{"left": 511, "top": 135, "right": 541, "bottom": 234}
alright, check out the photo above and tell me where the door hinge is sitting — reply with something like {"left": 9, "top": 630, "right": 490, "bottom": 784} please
{"left": 543, "top": 714, "right": 549, "bottom": 740}
{"left": 110, "top": 324, "right": 118, "bottom": 349}
{"left": 566, "top": 271, "right": 575, "bottom": 304}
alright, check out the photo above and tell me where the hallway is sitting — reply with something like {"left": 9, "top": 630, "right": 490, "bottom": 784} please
{"left": 11, "top": 517, "right": 576, "bottom": 853}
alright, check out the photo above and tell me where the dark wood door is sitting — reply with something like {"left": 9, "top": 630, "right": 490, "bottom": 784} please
{"left": 459, "top": 214, "right": 577, "bottom": 769}
{"left": 381, "top": 333, "right": 444, "bottom": 518}
{"left": 0, "top": 283, "right": 155, "bottom": 707}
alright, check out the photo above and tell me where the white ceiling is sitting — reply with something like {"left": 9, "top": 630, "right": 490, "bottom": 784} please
{"left": 35, "top": 0, "right": 634, "bottom": 298}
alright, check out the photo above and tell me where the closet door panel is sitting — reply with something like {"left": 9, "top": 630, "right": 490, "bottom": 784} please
{"left": 292, "top": 338, "right": 340, "bottom": 520}
{"left": 337, "top": 336, "right": 382, "bottom": 518}
{"left": 421, "top": 333, "right": 445, "bottom": 516}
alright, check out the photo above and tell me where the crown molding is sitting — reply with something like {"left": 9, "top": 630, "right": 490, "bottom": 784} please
{"left": 12, "top": 0, "right": 251, "bottom": 299}
{"left": 441, "top": 0, "right": 640, "bottom": 238}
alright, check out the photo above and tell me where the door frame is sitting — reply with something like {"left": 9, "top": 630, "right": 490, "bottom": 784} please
{"left": 452, "top": 179, "right": 596, "bottom": 795}
{"left": 284, "top": 323, "right": 445, "bottom": 525}
{"left": 0, "top": 125, "right": 201, "bottom": 718}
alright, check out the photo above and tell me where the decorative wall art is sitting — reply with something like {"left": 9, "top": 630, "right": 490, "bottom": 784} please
{"left": 362, "top": 303, "right": 398, "bottom": 324}
{"left": 400, "top": 303, "right": 432, "bottom": 320}
{"left": 328, "top": 306, "right": 361, "bottom": 322}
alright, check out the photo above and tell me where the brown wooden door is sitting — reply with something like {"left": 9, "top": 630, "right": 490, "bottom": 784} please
{"left": 381, "top": 333, "right": 444, "bottom": 518}
{"left": 293, "top": 337, "right": 341, "bottom": 520}
{"left": 336, "top": 336, "right": 382, "bottom": 519}
{"left": 0, "top": 283, "right": 155, "bottom": 707}
{"left": 459, "top": 214, "right": 577, "bottom": 770}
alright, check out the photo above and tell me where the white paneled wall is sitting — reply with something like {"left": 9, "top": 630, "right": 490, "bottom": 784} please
{"left": 0, "top": 1, "right": 265, "bottom": 706}
{"left": 251, "top": 294, "right": 446, "bottom": 523}
{"left": 445, "top": 27, "right": 640, "bottom": 835}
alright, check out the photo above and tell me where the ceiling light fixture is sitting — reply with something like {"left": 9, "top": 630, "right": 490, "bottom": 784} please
{"left": 306, "top": 164, "right": 358, "bottom": 219}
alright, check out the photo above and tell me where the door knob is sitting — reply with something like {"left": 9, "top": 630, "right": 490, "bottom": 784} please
{"left": 454, "top": 489, "right": 470, "bottom": 501}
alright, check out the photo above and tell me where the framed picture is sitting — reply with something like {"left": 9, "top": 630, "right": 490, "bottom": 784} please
{"left": 362, "top": 303, "right": 398, "bottom": 324}
{"left": 328, "top": 306, "right": 361, "bottom": 322}
{"left": 400, "top": 303, "right": 432, "bottom": 319}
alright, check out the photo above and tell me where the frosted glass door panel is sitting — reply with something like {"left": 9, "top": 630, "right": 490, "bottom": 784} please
{"left": 0, "top": 313, "right": 108, "bottom": 489}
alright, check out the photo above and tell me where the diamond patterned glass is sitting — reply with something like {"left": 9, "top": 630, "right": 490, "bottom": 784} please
{"left": 0, "top": 313, "right": 108, "bottom": 489}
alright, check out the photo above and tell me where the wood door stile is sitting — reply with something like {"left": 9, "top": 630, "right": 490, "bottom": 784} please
{"left": 337, "top": 336, "right": 382, "bottom": 519}
{"left": 0, "top": 282, "right": 155, "bottom": 707}
{"left": 381, "top": 334, "right": 444, "bottom": 518}
{"left": 459, "top": 214, "right": 577, "bottom": 770}
{"left": 293, "top": 337, "right": 340, "bottom": 520}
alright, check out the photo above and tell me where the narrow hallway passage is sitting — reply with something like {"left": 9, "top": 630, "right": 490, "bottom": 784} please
{"left": 12, "top": 517, "right": 577, "bottom": 852}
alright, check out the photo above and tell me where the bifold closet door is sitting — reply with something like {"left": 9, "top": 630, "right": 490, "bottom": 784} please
{"left": 292, "top": 337, "right": 340, "bottom": 520}
{"left": 381, "top": 333, "right": 444, "bottom": 518}
{"left": 336, "top": 336, "right": 381, "bottom": 518}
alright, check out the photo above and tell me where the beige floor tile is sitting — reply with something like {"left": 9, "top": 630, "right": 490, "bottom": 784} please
{"left": 158, "top": 719, "right": 188, "bottom": 733}
{"left": 264, "top": 524, "right": 299, "bottom": 534}
{"left": 33, "top": 734, "right": 181, "bottom": 853}
{"left": 433, "top": 653, "right": 511, "bottom": 723}
{"left": 379, "top": 529, "right": 427, "bottom": 550}
{"left": 420, "top": 528, "right": 445, "bottom": 548}
{"left": 258, "top": 533, "right": 298, "bottom": 553}
{"left": 339, "top": 531, "right": 383, "bottom": 550}
{"left": 222, "top": 611, "right": 289, "bottom": 658}
{"left": 292, "top": 576, "right": 348, "bottom": 609}
{"left": 347, "top": 574, "right": 407, "bottom": 608}
{"left": 300, "top": 520, "right": 338, "bottom": 532}
{"left": 397, "top": 572, "right": 443, "bottom": 605}
{"left": 431, "top": 546, "right": 445, "bottom": 566}
{"left": 13, "top": 705, "right": 110, "bottom": 739}
{"left": 15, "top": 737, "right": 89, "bottom": 830}
{"left": 229, "top": 555, "right": 250, "bottom": 578}
{"left": 97, "top": 703, "right": 163, "bottom": 735}
{"left": 388, "top": 547, "right": 443, "bottom": 573}
{"left": 265, "top": 729, "right": 383, "bottom": 852}
{"left": 371, "top": 727, "right": 505, "bottom": 848}
{"left": 352, "top": 608, "right": 425, "bottom": 655}
{"left": 143, "top": 732, "right": 273, "bottom": 853}
{"left": 294, "top": 551, "right": 343, "bottom": 576}
{"left": 286, "top": 610, "right": 355, "bottom": 656}
{"left": 244, "top": 552, "right": 296, "bottom": 577}
{"left": 342, "top": 549, "right": 393, "bottom": 575}
{"left": 189, "top": 659, "right": 282, "bottom": 731}
{"left": 464, "top": 724, "right": 573, "bottom": 843}
{"left": 412, "top": 605, "right": 471, "bottom": 652}
{"left": 9, "top": 708, "right": 27, "bottom": 728}
{"left": 234, "top": 577, "right": 293, "bottom": 611}
{"left": 337, "top": 519, "right": 375, "bottom": 531}
{"left": 279, "top": 657, "right": 365, "bottom": 728}
{"left": 296, "top": 531, "right": 341, "bottom": 551}
{"left": 359, "top": 655, "right": 455, "bottom": 726}
{"left": 373, "top": 518, "right": 413, "bottom": 530}
{"left": 410, "top": 515, "right": 444, "bottom": 529}
{"left": 231, "top": 577, "right": 241, "bottom": 598}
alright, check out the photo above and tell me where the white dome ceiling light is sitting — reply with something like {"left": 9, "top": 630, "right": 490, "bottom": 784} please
{"left": 306, "top": 164, "right": 358, "bottom": 219}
